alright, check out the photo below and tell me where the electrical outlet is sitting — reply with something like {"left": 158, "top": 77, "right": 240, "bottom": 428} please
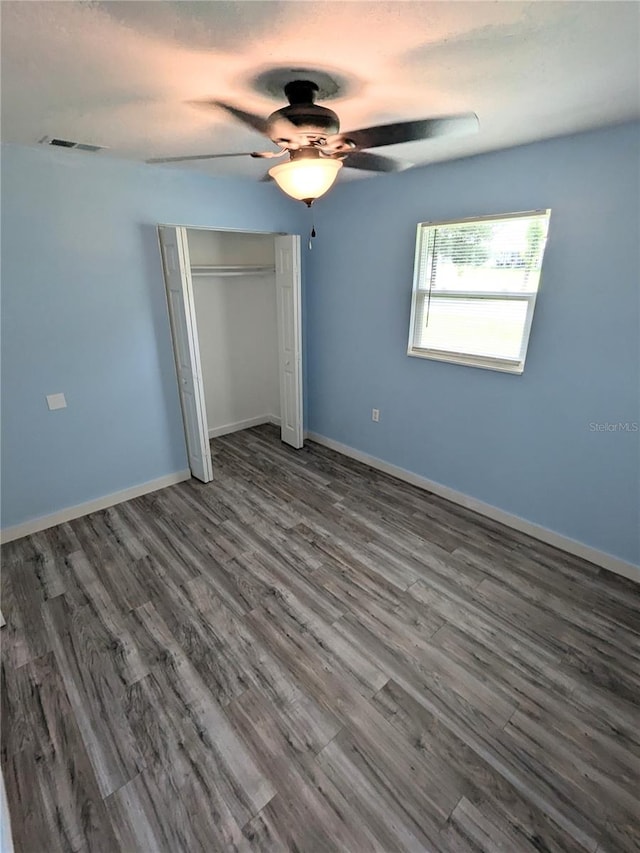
{"left": 46, "top": 393, "right": 67, "bottom": 411}
{"left": 372, "top": 408, "right": 380, "bottom": 422}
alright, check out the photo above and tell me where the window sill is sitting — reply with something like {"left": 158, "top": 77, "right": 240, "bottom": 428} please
{"left": 407, "top": 347, "right": 525, "bottom": 374}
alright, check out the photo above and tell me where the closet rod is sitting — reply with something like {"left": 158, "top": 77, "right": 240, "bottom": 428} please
{"left": 190, "top": 264, "right": 275, "bottom": 278}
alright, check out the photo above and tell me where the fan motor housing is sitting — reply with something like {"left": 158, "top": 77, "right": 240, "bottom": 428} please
{"left": 266, "top": 79, "right": 340, "bottom": 144}
{"left": 268, "top": 103, "right": 340, "bottom": 136}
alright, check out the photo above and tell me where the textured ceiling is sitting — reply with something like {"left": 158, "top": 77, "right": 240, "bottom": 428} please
{"left": 1, "top": 1, "right": 639, "bottom": 180}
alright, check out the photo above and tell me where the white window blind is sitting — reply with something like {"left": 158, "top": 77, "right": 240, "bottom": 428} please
{"left": 408, "top": 210, "right": 551, "bottom": 373}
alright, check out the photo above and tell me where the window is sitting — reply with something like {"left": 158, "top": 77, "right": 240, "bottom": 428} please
{"left": 408, "top": 209, "right": 551, "bottom": 374}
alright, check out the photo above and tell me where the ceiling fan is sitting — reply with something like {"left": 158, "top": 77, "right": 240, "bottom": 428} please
{"left": 148, "top": 80, "right": 479, "bottom": 206}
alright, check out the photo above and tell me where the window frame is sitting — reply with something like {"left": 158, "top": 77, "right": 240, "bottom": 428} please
{"left": 407, "top": 210, "right": 550, "bottom": 375}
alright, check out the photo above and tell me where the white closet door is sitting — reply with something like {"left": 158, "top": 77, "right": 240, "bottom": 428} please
{"left": 158, "top": 226, "right": 213, "bottom": 483}
{"left": 275, "top": 235, "right": 304, "bottom": 448}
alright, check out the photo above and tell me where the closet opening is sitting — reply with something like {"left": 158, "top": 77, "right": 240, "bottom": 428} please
{"left": 158, "top": 225, "right": 303, "bottom": 483}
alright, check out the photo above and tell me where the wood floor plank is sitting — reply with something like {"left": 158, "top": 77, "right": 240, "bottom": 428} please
{"left": 198, "top": 553, "right": 275, "bottom": 616}
{"left": 16, "top": 530, "right": 66, "bottom": 600}
{"left": 340, "top": 487, "right": 463, "bottom": 553}
{"left": 241, "top": 805, "right": 292, "bottom": 852}
{"left": 372, "top": 680, "right": 596, "bottom": 853}
{"left": 565, "top": 680, "right": 640, "bottom": 760}
{"left": 3, "top": 751, "right": 65, "bottom": 853}
{"left": 182, "top": 577, "right": 301, "bottom": 708}
{"left": 298, "top": 536, "right": 407, "bottom": 612}
{"left": 366, "top": 666, "right": 604, "bottom": 851}
{"left": 115, "top": 501, "right": 207, "bottom": 586}
{"left": 123, "top": 670, "right": 265, "bottom": 845}
{"left": 561, "top": 644, "right": 640, "bottom": 708}
{"left": 3, "top": 651, "right": 119, "bottom": 852}
{"left": 1, "top": 651, "right": 72, "bottom": 763}
{"left": 407, "top": 575, "right": 569, "bottom": 667}
{"left": 41, "top": 595, "right": 144, "bottom": 798}
{"left": 117, "top": 677, "right": 252, "bottom": 853}
{"left": 1, "top": 559, "right": 51, "bottom": 669}
{"left": 104, "top": 772, "right": 180, "bottom": 853}
{"left": 61, "top": 550, "right": 150, "bottom": 687}
{"left": 503, "top": 708, "right": 639, "bottom": 832}
{"left": 211, "top": 473, "right": 303, "bottom": 531}
{"left": 146, "top": 573, "right": 302, "bottom": 708}
{"left": 69, "top": 512, "right": 151, "bottom": 611}
{"left": 596, "top": 816, "right": 640, "bottom": 853}
{"left": 294, "top": 519, "right": 419, "bottom": 591}
{"left": 333, "top": 610, "right": 517, "bottom": 733}
{"left": 474, "top": 576, "right": 640, "bottom": 667}
{"left": 440, "top": 795, "right": 538, "bottom": 853}
{"left": 2, "top": 423, "right": 638, "bottom": 851}
{"left": 175, "top": 477, "right": 236, "bottom": 525}
{"left": 310, "top": 559, "right": 405, "bottom": 623}
{"left": 508, "top": 679, "right": 640, "bottom": 789}
{"left": 315, "top": 735, "right": 434, "bottom": 852}
{"left": 128, "top": 601, "right": 276, "bottom": 823}
{"left": 429, "top": 622, "right": 580, "bottom": 725}
{"left": 246, "top": 602, "right": 373, "bottom": 725}
{"left": 370, "top": 535, "right": 490, "bottom": 593}
{"left": 254, "top": 592, "right": 389, "bottom": 697}
{"left": 464, "top": 543, "right": 640, "bottom": 637}
{"left": 226, "top": 688, "right": 381, "bottom": 853}
{"left": 316, "top": 718, "right": 459, "bottom": 851}
{"left": 230, "top": 545, "right": 347, "bottom": 626}
{"left": 334, "top": 592, "right": 445, "bottom": 659}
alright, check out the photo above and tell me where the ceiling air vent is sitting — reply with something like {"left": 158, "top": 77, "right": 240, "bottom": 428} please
{"left": 38, "top": 136, "right": 105, "bottom": 153}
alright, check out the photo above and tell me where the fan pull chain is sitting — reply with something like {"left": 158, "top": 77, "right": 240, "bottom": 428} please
{"left": 308, "top": 209, "right": 316, "bottom": 251}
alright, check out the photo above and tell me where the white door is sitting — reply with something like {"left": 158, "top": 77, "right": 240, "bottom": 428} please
{"left": 158, "top": 226, "right": 213, "bottom": 482}
{"left": 275, "top": 235, "right": 304, "bottom": 448}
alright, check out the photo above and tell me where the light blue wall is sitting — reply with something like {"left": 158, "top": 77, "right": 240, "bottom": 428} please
{"left": 1, "top": 143, "right": 299, "bottom": 529}
{"left": 3, "top": 126, "right": 639, "bottom": 566}
{"left": 306, "top": 122, "right": 640, "bottom": 566}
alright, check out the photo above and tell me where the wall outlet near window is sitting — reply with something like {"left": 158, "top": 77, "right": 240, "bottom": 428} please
{"left": 372, "top": 408, "right": 380, "bottom": 422}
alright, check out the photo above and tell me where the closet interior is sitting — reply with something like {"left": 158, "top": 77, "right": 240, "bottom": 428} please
{"left": 185, "top": 227, "right": 281, "bottom": 438}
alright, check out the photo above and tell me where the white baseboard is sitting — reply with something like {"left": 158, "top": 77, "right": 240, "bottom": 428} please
{"left": 306, "top": 431, "right": 640, "bottom": 584}
{"left": 0, "top": 470, "right": 191, "bottom": 544}
{"left": 208, "top": 414, "right": 280, "bottom": 439}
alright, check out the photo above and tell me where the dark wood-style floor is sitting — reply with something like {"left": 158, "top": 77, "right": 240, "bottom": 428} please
{"left": 1, "top": 425, "right": 639, "bottom": 853}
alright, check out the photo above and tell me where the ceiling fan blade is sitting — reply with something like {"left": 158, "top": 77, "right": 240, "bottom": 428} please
{"left": 330, "top": 112, "right": 479, "bottom": 151}
{"left": 192, "top": 99, "right": 300, "bottom": 145}
{"left": 340, "top": 151, "right": 406, "bottom": 173}
{"left": 146, "top": 151, "right": 281, "bottom": 164}
{"left": 206, "top": 100, "right": 269, "bottom": 135}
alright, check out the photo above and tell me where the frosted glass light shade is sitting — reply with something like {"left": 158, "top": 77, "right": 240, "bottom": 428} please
{"left": 268, "top": 158, "right": 342, "bottom": 204}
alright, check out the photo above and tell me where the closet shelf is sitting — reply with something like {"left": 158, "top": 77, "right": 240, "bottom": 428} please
{"left": 190, "top": 264, "right": 275, "bottom": 277}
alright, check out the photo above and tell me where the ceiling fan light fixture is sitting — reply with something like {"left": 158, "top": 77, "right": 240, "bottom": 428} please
{"left": 268, "top": 157, "right": 342, "bottom": 206}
